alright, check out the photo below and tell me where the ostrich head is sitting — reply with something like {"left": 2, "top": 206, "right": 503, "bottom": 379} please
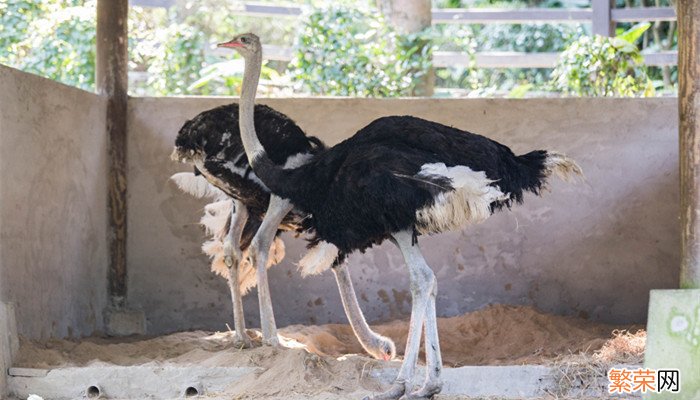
{"left": 217, "top": 33, "right": 261, "bottom": 58}
{"left": 371, "top": 336, "right": 396, "bottom": 361}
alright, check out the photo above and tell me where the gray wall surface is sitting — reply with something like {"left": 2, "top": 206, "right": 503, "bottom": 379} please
{"left": 0, "top": 66, "right": 109, "bottom": 340}
{"left": 128, "top": 96, "right": 679, "bottom": 334}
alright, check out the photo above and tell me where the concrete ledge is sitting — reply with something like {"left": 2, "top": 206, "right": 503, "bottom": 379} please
{"left": 9, "top": 364, "right": 640, "bottom": 399}
{"left": 8, "top": 365, "right": 259, "bottom": 399}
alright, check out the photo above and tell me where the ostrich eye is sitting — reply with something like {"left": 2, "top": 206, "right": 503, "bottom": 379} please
{"left": 240, "top": 36, "right": 249, "bottom": 44}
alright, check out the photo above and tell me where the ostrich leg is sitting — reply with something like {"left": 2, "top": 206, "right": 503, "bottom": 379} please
{"left": 248, "top": 194, "right": 293, "bottom": 346}
{"left": 332, "top": 263, "right": 396, "bottom": 360}
{"left": 364, "top": 230, "right": 436, "bottom": 400}
{"left": 401, "top": 258, "right": 442, "bottom": 399}
{"left": 224, "top": 199, "right": 253, "bottom": 348}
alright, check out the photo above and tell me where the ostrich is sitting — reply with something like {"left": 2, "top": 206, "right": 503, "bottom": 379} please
{"left": 219, "top": 33, "right": 583, "bottom": 400}
{"left": 171, "top": 104, "right": 396, "bottom": 360}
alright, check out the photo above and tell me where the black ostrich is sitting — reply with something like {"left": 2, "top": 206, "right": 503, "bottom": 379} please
{"left": 171, "top": 103, "right": 396, "bottom": 360}
{"left": 219, "top": 33, "right": 583, "bottom": 400}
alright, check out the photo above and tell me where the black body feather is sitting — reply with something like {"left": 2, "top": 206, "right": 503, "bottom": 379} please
{"left": 174, "top": 103, "right": 325, "bottom": 246}
{"left": 252, "top": 115, "right": 553, "bottom": 257}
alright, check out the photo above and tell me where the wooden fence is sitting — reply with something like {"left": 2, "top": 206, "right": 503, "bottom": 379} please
{"left": 231, "top": 2, "right": 678, "bottom": 68}
{"left": 130, "top": 0, "right": 678, "bottom": 68}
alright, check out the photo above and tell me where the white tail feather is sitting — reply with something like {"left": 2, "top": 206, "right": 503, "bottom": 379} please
{"left": 415, "top": 163, "right": 509, "bottom": 234}
{"left": 173, "top": 172, "right": 290, "bottom": 294}
{"left": 170, "top": 172, "right": 227, "bottom": 200}
{"left": 200, "top": 200, "right": 232, "bottom": 237}
{"left": 543, "top": 151, "right": 584, "bottom": 182}
{"left": 203, "top": 236, "right": 286, "bottom": 295}
{"left": 298, "top": 241, "right": 339, "bottom": 277}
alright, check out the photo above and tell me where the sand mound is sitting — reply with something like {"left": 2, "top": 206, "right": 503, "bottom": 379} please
{"left": 282, "top": 304, "right": 641, "bottom": 367}
{"left": 16, "top": 305, "right": 640, "bottom": 371}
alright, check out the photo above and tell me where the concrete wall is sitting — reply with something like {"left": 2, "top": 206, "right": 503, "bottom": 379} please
{"left": 0, "top": 66, "right": 109, "bottom": 340}
{"left": 128, "top": 96, "right": 679, "bottom": 334}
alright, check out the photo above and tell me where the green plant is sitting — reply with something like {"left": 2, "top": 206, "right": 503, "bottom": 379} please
{"left": 0, "top": 0, "right": 46, "bottom": 64}
{"left": 8, "top": 1, "right": 96, "bottom": 91}
{"left": 187, "top": 58, "right": 283, "bottom": 96}
{"left": 146, "top": 21, "right": 208, "bottom": 95}
{"left": 288, "top": 6, "right": 431, "bottom": 97}
{"left": 550, "top": 23, "right": 654, "bottom": 97}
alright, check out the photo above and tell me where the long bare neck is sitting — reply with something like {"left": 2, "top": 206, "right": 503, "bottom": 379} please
{"left": 239, "top": 50, "right": 265, "bottom": 162}
{"left": 238, "top": 49, "right": 298, "bottom": 199}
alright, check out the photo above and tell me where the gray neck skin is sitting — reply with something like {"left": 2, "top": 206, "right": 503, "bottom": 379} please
{"left": 239, "top": 50, "right": 265, "bottom": 163}
{"left": 238, "top": 49, "right": 298, "bottom": 200}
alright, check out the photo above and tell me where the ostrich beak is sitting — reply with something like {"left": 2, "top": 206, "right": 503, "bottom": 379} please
{"left": 217, "top": 39, "right": 243, "bottom": 48}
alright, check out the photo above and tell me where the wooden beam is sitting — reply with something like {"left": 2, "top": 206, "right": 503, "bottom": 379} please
{"left": 611, "top": 6, "right": 676, "bottom": 22}
{"left": 129, "top": 0, "right": 174, "bottom": 7}
{"left": 97, "top": 0, "right": 129, "bottom": 306}
{"left": 678, "top": 0, "right": 700, "bottom": 289}
{"left": 432, "top": 51, "right": 676, "bottom": 68}
{"left": 222, "top": 46, "right": 676, "bottom": 68}
{"left": 643, "top": 51, "right": 678, "bottom": 66}
{"left": 241, "top": 3, "right": 302, "bottom": 17}
{"left": 432, "top": 8, "right": 592, "bottom": 24}
{"left": 592, "top": 0, "right": 614, "bottom": 36}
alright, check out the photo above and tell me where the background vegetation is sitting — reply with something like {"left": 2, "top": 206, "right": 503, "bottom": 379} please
{"left": 0, "top": 0, "right": 677, "bottom": 97}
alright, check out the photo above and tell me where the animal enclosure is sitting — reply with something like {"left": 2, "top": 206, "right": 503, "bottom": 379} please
{"left": 0, "top": 64, "right": 679, "bottom": 398}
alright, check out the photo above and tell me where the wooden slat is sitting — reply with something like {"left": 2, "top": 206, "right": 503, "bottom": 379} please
{"left": 423, "top": 51, "right": 675, "bottom": 68}
{"left": 432, "top": 8, "right": 592, "bottom": 23}
{"left": 643, "top": 51, "right": 678, "bottom": 66}
{"left": 128, "top": 0, "right": 174, "bottom": 7}
{"left": 592, "top": 0, "right": 614, "bottom": 36}
{"left": 611, "top": 7, "right": 676, "bottom": 22}
{"left": 132, "top": 2, "right": 678, "bottom": 26}
{"left": 256, "top": 49, "right": 676, "bottom": 67}
{"left": 241, "top": 3, "right": 302, "bottom": 17}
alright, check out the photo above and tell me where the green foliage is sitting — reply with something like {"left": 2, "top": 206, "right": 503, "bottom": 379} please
{"left": 146, "top": 21, "right": 208, "bottom": 95}
{"left": 551, "top": 23, "right": 654, "bottom": 97}
{"left": 1, "top": 1, "right": 210, "bottom": 95}
{"left": 187, "top": 58, "right": 282, "bottom": 96}
{"left": 0, "top": 0, "right": 45, "bottom": 63}
{"left": 2, "top": 0, "right": 96, "bottom": 91}
{"left": 288, "top": 6, "right": 431, "bottom": 97}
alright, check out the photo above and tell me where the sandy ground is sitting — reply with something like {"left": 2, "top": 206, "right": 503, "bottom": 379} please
{"left": 15, "top": 305, "right": 645, "bottom": 399}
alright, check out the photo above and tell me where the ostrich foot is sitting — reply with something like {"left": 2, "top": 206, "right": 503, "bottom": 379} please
{"left": 261, "top": 334, "right": 280, "bottom": 347}
{"left": 399, "top": 381, "right": 442, "bottom": 400}
{"left": 231, "top": 330, "right": 254, "bottom": 349}
{"left": 362, "top": 381, "right": 406, "bottom": 400}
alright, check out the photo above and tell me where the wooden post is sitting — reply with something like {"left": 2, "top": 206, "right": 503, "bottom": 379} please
{"left": 592, "top": 0, "right": 615, "bottom": 37}
{"left": 678, "top": 0, "right": 700, "bottom": 289}
{"left": 96, "top": 0, "right": 129, "bottom": 306}
{"left": 376, "top": 0, "right": 434, "bottom": 96}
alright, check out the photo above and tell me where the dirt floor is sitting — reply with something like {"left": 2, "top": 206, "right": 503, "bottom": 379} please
{"left": 15, "top": 305, "right": 646, "bottom": 399}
